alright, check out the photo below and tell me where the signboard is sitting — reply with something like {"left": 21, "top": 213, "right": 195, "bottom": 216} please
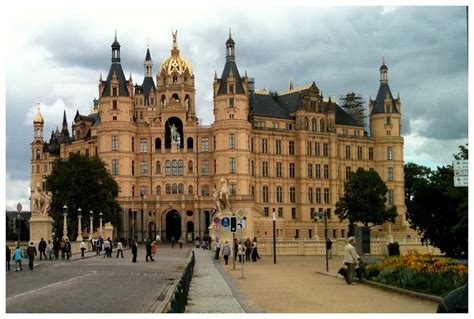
{"left": 235, "top": 208, "right": 247, "bottom": 219}
{"left": 213, "top": 216, "right": 221, "bottom": 225}
{"left": 221, "top": 217, "right": 230, "bottom": 230}
{"left": 453, "top": 160, "right": 468, "bottom": 187}
{"left": 16, "top": 203, "right": 22, "bottom": 212}
{"left": 237, "top": 217, "right": 247, "bottom": 229}
{"left": 213, "top": 224, "right": 220, "bottom": 231}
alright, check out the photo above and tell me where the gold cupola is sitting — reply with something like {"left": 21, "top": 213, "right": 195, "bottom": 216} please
{"left": 33, "top": 107, "right": 44, "bottom": 124}
{"left": 160, "top": 30, "right": 193, "bottom": 76}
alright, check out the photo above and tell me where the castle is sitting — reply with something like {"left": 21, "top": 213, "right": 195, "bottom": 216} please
{"left": 31, "top": 31, "right": 408, "bottom": 242}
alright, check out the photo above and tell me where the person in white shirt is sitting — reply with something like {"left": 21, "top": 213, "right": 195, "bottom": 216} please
{"left": 343, "top": 236, "right": 360, "bottom": 285}
{"left": 80, "top": 240, "right": 86, "bottom": 257}
{"left": 116, "top": 241, "right": 124, "bottom": 258}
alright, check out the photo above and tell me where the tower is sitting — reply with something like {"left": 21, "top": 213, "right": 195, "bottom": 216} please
{"left": 31, "top": 105, "right": 45, "bottom": 204}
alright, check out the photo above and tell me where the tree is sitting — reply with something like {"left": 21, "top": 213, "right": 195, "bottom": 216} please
{"left": 335, "top": 168, "right": 397, "bottom": 230}
{"left": 45, "top": 153, "right": 121, "bottom": 240}
{"left": 339, "top": 92, "right": 366, "bottom": 128}
{"left": 405, "top": 145, "right": 468, "bottom": 258}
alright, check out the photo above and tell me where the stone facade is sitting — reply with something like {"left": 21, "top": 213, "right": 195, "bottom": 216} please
{"left": 30, "top": 32, "right": 411, "bottom": 242}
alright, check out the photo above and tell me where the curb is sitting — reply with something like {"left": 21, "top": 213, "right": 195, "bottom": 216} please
{"left": 314, "top": 270, "right": 442, "bottom": 303}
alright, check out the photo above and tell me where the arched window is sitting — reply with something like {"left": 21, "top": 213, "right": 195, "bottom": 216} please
{"left": 172, "top": 160, "right": 178, "bottom": 176}
{"left": 188, "top": 185, "right": 193, "bottom": 194}
{"left": 172, "top": 93, "right": 179, "bottom": 102}
{"left": 156, "top": 185, "right": 161, "bottom": 195}
{"left": 304, "top": 117, "right": 309, "bottom": 130}
{"left": 187, "top": 137, "right": 193, "bottom": 150}
{"left": 178, "top": 184, "right": 184, "bottom": 194}
{"left": 178, "top": 160, "right": 184, "bottom": 176}
{"left": 312, "top": 118, "right": 317, "bottom": 131}
{"left": 188, "top": 160, "right": 193, "bottom": 173}
{"left": 160, "top": 95, "right": 166, "bottom": 108}
{"left": 166, "top": 184, "right": 171, "bottom": 194}
{"left": 166, "top": 160, "right": 171, "bottom": 176}
{"left": 172, "top": 183, "right": 178, "bottom": 194}
{"left": 36, "top": 149, "right": 41, "bottom": 160}
{"left": 155, "top": 138, "right": 162, "bottom": 151}
{"left": 320, "top": 119, "right": 325, "bottom": 132}
{"left": 156, "top": 161, "right": 161, "bottom": 174}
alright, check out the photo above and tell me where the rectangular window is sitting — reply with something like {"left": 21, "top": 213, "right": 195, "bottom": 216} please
{"left": 229, "top": 85, "right": 234, "bottom": 94}
{"left": 307, "top": 141, "right": 312, "bottom": 156}
{"left": 113, "top": 87, "right": 117, "bottom": 96}
{"left": 316, "top": 188, "right": 321, "bottom": 204}
{"left": 369, "top": 147, "right": 374, "bottom": 160}
{"left": 140, "top": 161, "right": 148, "bottom": 176}
{"left": 324, "top": 188, "right": 330, "bottom": 204}
{"left": 308, "top": 163, "right": 313, "bottom": 178}
{"left": 201, "top": 185, "right": 210, "bottom": 197}
{"left": 251, "top": 160, "right": 255, "bottom": 176}
{"left": 315, "top": 164, "right": 321, "bottom": 179}
{"left": 112, "top": 100, "right": 117, "bottom": 110}
{"left": 357, "top": 146, "right": 363, "bottom": 160}
{"left": 345, "top": 166, "right": 352, "bottom": 180}
{"left": 261, "top": 138, "right": 268, "bottom": 153}
{"left": 112, "top": 136, "right": 119, "bottom": 151}
{"left": 315, "top": 142, "right": 321, "bottom": 156}
{"left": 188, "top": 161, "right": 193, "bottom": 173}
{"left": 388, "top": 189, "right": 394, "bottom": 206}
{"left": 388, "top": 167, "right": 394, "bottom": 181}
{"left": 262, "top": 186, "right": 269, "bottom": 203}
{"left": 229, "top": 98, "right": 234, "bottom": 108}
{"left": 131, "top": 137, "right": 135, "bottom": 152}
{"left": 278, "top": 207, "right": 283, "bottom": 218}
{"left": 140, "top": 138, "right": 148, "bottom": 153}
{"left": 201, "top": 137, "right": 209, "bottom": 152}
{"left": 262, "top": 161, "right": 269, "bottom": 177}
{"left": 276, "top": 140, "right": 282, "bottom": 154}
{"left": 264, "top": 207, "right": 269, "bottom": 217}
{"left": 387, "top": 146, "right": 393, "bottom": 160}
{"left": 291, "top": 208, "right": 296, "bottom": 220}
{"left": 289, "top": 163, "right": 295, "bottom": 178}
{"left": 201, "top": 160, "right": 209, "bottom": 176}
{"left": 230, "top": 184, "right": 237, "bottom": 197}
{"left": 308, "top": 187, "right": 313, "bottom": 203}
{"left": 112, "top": 159, "right": 118, "bottom": 176}
{"left": 131, "top": 160, "right": 135, "bottom": 176}
{"left": 290, "top": 187, "right": 296, "bottom": 203}
{"left": 230, "top": 157, "right": 236, "bottom": 174}
{"left": 323, "top": 143, "right": 329, "bottom": 157}
{"left": 156, "top": 161, "right": 161, "bottom": 174}
{"left": 324, "top": 164, "right": 329, "bottom": 179}
{"left": 229, "top": 133, "right": 236, "bottom": 149}
{"left": 345, "top": 145, "right": 351, "bottom": 159}
{"left": 276, "top": 162, "right": 282, "bottom": 178}
{"left": 276, "top": 186, "right": 283, "bottom": 203}
{"left": 214, "top": 159, "right": 217, "bottom": 174}
{"left": 289, "top": 141, "right": 295, "bottom": 155}
{"left": 250, "top": 138, "right": 254, "bottom": 152}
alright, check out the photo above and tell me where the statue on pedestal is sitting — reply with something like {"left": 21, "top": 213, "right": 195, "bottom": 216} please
{"left": 213, "top": 177, "right": 230, "bottom": 214}
{"left": 31, "top": 183, "right": 52, "bottom": 216}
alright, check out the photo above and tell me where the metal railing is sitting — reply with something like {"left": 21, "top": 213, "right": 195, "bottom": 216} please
{"left": 167, "top": 250, "right": 195, "bottom": 313}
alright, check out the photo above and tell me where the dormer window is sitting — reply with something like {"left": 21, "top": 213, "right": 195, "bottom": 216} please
{"left": 113, "top": 87, "right": 117, "bottom": 96}
{"left": 112, "top": 100, "right": 117, "bottom": 110}
{"left": 229, "top": 98, "right": 234, "bottom": 108}
{"left": 228, "top": 84, "right": 234, "bottom": 94}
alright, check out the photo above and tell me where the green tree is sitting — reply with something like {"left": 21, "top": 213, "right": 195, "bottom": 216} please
{"left": 335, "top": 168, "right": 397, "bottom": 230}
{"left": 45, "top": 153, "right": 121, "bottom": 240}
{"left": 406, "top": 145, "right": 468, "bottom": 258}
{"left": 339, "top": 92, "right": 366, "bottom": 128}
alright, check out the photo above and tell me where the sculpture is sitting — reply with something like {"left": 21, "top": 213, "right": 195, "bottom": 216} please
{"left": 168, "top": 123, "right": 180, "bottom": 145}
{"left": 31, "top": 182, "right": 52, "bottom": 216}
{"left": 213, "top": 177, "right": 230, "bottom": 214}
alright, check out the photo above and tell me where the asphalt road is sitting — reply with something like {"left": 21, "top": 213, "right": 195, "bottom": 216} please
{"left": 6, "top": 244, "right": 192, "bottom": 313}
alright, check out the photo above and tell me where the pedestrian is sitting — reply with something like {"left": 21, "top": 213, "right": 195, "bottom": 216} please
{"left": 48, "top": 240, "right": 55, "bottom": 261}
{"left": 156, "top": 234, "right": 162, "bottom": 244}
{"left": 238, "top": 242, "right": 244, "bottom": 263}
{"left": 234, "top": 239, "right": 238, "bottom": 261}
{"left": 97, "top": 235, "right": 104, "bottom": 255}
{"left": 151, "top": 241, "right": 157, "bottom": 258}
{"left": 38, "top": 237, "right": 47, "bottom": 261}
{"left": 326, "top": 238, "right": 333, "bottom": 259}
{"left": 116, "top": 240, "right": 124, "bottom": 258}
{"left": 107, "top": 237, "right": 113, "bottom": 257}
{"left": 14, "top": 245, "right": 23, "bottom": 271}
{"left": 145, "top": 239, "right": 154, "bottom": 261}
{"left": 251, "top": 237, "right": 260, "bottom": 262}
{"left": 245, "top": 238, "right": 251, "bottom": 262}
{"left": 64, "top": 238, "right": 72, "bottom": 260}
{"left": 26, "top": 241, "right": 37, "bottom": 270}
{"left": 171, "top": 236, "right": 176, "bottom": 249}
{"left": 53, "top": 238, "right": 60, "bottom": 259}
{"left": 343, "top": 236, "right": 360, "bottom": 285}
{"left": 222, "top": 241, "right": 231, "bottom": 265}
{"left": 103, "top": 238, "right": 111, "bottom": 258}
{"left": 6, "top": 245, "right": 11, "bottom": 271}
{"left": 60, "top": 238, "right": 66, "bottom": 259}
{"left": 80, "top": 240, "right": 86, "bottom": 257}
{"left": 91, "top": 237, "right": 96, "bottom": 252}
{"left": 131, "top": 239, "right": 138, "bottom": 263}
{"left": 214, "top": 238, "right": 221, "bottom": 261}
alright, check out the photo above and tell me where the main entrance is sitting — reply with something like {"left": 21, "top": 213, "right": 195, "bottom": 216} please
{"left": 166, "top": 210, "right": 181, "bottom": 241}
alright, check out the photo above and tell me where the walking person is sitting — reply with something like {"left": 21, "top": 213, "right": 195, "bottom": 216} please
{"left": 116, "top": 240, "right": 124, "bottom": 258}
{"left": 48, "top": 241, "right": 55, "bottom": 261}
{"left": 131, "top": 239, "right": 138, "bottom": 263}
{"left": 91, "top": 237, "right": 96, "bottom": 253}
{"left": 64, "top": 238, "right": 72, "bottom": 260}
{"left": 103, "top": 239, "right": 111, "bottom": 258}
{"left": 60, "top": 238, "right": 66, "bottom": 259}
{"left": 53, "top": 238, "right": 60, "bottom": 259}
{"left": 107, "top": 237, "right": 113, "bottom": 257}
{"left": 26, "top": 242, "right": 37, "bottom": 270}
{"left": 222, "top": 241, "right": 231, "bottom": 265}
{"left": 214, "top": 238, "right": 221, "bottom": 261}
{"left": 80, "top": 240, "right": 86, "bottom": 257}
{"left": 171, "top": 236, "right": 176, "bottom": 249}
{"left": 14, "top": 245, "right": 23, "bottom": 271}
{"left": 151, "top": 241, "right": 157, "bottom": 258}
{"left": 251, "top": 237, "right": 260, "bottom": 262}
{"left": 326, "top": 238, "right": 333, "bottom": 259}
{"left": 238, "top": 241, "right": 244, "bottom": 263}
{"left": 38, "top": 237, "right": 47, "bottom": 261}
{"left": 6, "top": 245, "right": 11, "bottom": 271}
{"left": 145, "top": 239, "right": 154, "bottom": 261}
{"left": 245, "top": 238, "right": 251, "bottom": 262}
{"left": 343, "top": 236, "right": 360, "bottom": 285}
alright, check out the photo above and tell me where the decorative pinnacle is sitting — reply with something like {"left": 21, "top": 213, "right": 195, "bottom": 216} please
{"left": 229, "top": 27, "right": 232, "bottom": 39}
{"left": 382, "top": 56, "right": 385, "bottom": 65}
{"left": 115, "top": 30, "right": 117, "bottom": 42}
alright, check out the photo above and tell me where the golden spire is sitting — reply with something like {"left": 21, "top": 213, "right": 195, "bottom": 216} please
{"left": 171, "top": 30, "right": 179, "bottom": 55}
{"left": 33, "top": 103, "right": 44, "bottom": 125}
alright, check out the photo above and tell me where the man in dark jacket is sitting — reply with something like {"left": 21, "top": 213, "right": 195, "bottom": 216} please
{"left": 145, "top": 239, "right": 154, "bottom": 261}
{"left": 437, "top": 282, "right": 468, "bottom": 313}
{"left": 26, "top": 242, "right": 37, "bottom": 270}
{"left": 38, "top": 238, "right": 47, "bottom": 260}
{"left": 64, "top": 238, "right": 71, "bottom": 260}
{"left": 6, "top": 245, "right": 11, "bottom": 271}
{"left": 131, "top": 240, "right": 138, "bottom": 263}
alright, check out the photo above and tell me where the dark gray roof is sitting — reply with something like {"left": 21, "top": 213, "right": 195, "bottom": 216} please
{"left": 142, "top": 77, "right": 156, "bottom": 101}
{"left": 335, "top": 104, "right": 363, "bottom": 126}
{"left": 253, "top": 93, "right": 293, "bottom": 119}
{"left": 217, "top": 60, "right": 245, "bottom": 95}
{"left": 101, "top": 63, "right": 129, "bottom": 97}
{"left": 145, "top": 48, "right": 152, "bottom": 61}
{"left": 371, "top": 82, "right": 399, "bottom": 115}
{"left": 277, "top": 91, "right": 304, "bottom": 114}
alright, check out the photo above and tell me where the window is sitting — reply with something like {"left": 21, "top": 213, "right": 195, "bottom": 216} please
{"left": 276, "top": 162, "right": 282, "bottom": 178}
{"left": 188, "top": 160, "right": 193, "bottom": 173}
{"left": 264, "top": 207, "right": 269, "bottom": 217}
{"left": 308, "top": 187, "right": 313, "bottom": 203}
{"left": 230, "top": 157, "right": 236, "bottom": 174}
{"left": 312, "top": 118, "right": 317, "bottom": 131}
{"left": 307, "top": 142, "right": 312, "bottom": 156}
{"left": 201, "top": 185, "right": 210, "bottom": 196}
{"left": 278, "top": 207, "right": 283, "bottom": 218}
{"left": 315, "top": 142, "right": 321, "bottom": 156}
{"left": 357, "top": 146, "right": 363, "bottom": 160}
{"left": 369, "top": 147, "right": 374, "bottom": 160}
{"left": 113, "top": 87, "right": 117, "bottom": 96}
{"left": 140, "top": 161, "right": 148, "bottom": 176}
{"left": 250, "top": 138, "right": 254, "bottom": 152}
{"left": 36, "top": 149, "right": 41, "bottom": 160}
{"left": 229, "top": 98, "right": 234, "bottom": 108}
{"left": 229, "top": 133, "right": 236, "bottom": 149}
{"left": 315, "top": 188, "right": 321, "bottom": 204}
{"left": 165, "top": 160, "right": 171, "bottom": 176}
{"left": 178, "top": 160, "right": 184, "bottom": 176}
{"left": 132, "top": 185, "right": 135, "bottom": 197}
{"left": 388, "top": 189, "right": 394, "bottom": 206}
{"left": 291, "top": 207, "right": 296, "bottom": 220}
{"left": 345, "top": 145, "right": 351, "bottom": 159}
{"left": 324, "top": 188, "right": 330, "bottom": 204}
{"left": 140, "top": 186, "right": 148, "bottom": 196}
{"left": 315, "top": 164, "right": 321, "bottom": 179}
{"left": 112, "top": 100, "right": 117, "bottom": 110}
{"left": 178, "top": 184, "right": 184, "bottom": 194}
{"left": 112, "top": 136, "right": 119, "bottom": 151}
{"left": 112, "top": 159, "right": 118, "bottom": 176}
{"left": 324, "top": 164, "right": 329, "bottom": 179}
{"left": 289, "top": 141, "right": 295, "bottom": 155}
{"left": 188, "top": 185, "right": 193, "bottom": 194}
{"left": 214, "top": 159, "right": 217, "bottom": 174}
{"left": 273, "top": 122, "right": 279, "bottom": 129}
{"left": 262, "top": 161, "right": 269, "bottom": 177}
{"left": 140, "top": 138, "right": 148, "bottom": 153}
{"left": 131, "top": 160, "right": 135, "bottom": 176}
{"left": 156, "top": 185, "right": 161, "bottom": 195}
{"left": 387, "top": 146, "right": 393, "bottom": 160}
{"left": 156, "top": 161, "right": 161, "bottom": 174}
{"left": 201, "top": 137, "right": 209, "bottom": 152}
{"left": 166, "top": 184, "right": 171, "bottom": 194}
{"left": 308, "top": 163, "right": 313, "bottom": 178}
{"left": 276, "top": 186, "right": 283, "bottom": 203}
{"left": 320, "top": 119, "right": 325, "bottom": 132}
{"left": 229, "top": 184, "right": 237, "bottom": 197}
{"left": 250, "top": 160, "right": 255, "bottom": 176}
{"left": 385, "top": 116, "right": 392, "bottom": 125}
{"left": 131, "top": 137, "right": 135, "bottom": 152}
{"left": 290, "top": 187, "right": 296, "bottom": 203}
{"left": 345, "top": 166, "right": 352, "bottom": 180}
{"left": 289, "top": 163, "right": 295, "bottom": 178}
{"left": 262, "top": 186, "right": 269, "bottom": 203}
{"left": 388, "top": 167, "right": 394, "bottom": 181}
{"left": 172, "top": 160, "right": 178, "bottom": 176}
{"left": 251, "top": 185, "right": 255, "bottom": 198}
{"left": 275, "top": 140, "right": 282, "bottom": 154}
{"left": 201, "top": 160, "right": 209, "bottom": 176}
{"left": 323, "top": 143, "right": 328, "bottom": 157}
{"left": 112, "top": 116, "right": 117, "bottom": 121}
{"left": 261, "top": 138, "right": 268, "bottom": 153}
{"left": 229, "top": 84, "right": 234, "bottom": 94}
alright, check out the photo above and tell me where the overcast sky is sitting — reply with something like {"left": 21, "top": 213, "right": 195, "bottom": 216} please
{"left": 3, "top": 2, "right": 468, "bottom": 211}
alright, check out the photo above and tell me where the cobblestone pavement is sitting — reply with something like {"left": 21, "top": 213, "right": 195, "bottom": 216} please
{"left": 185, "top": 249, "right": 257, "bottom": 313}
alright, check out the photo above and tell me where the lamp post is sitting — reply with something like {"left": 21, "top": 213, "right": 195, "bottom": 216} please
{"left": 77, "top": 208, "right": 83, "bottom": 241}
{"left": 272, "top": 208, "right": 276, "bottom": 264}
{"left": 63, "top": 205, "right": 68, "bottom": 240}
{"left": 99, "top": 212, "right": 103, "bottom": 235}
{"left": 89, "top": 210, "right": 94, "bottom": 238}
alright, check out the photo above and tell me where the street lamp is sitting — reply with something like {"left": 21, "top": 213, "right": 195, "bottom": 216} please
{"left": 99, "top": 212, "right": 103, "bottom": 235}
{"left": 89, "top": 210, "right": 94, "bottom": 238}
{"left": 77, "top": 208, "right": 83, "bottom": 241}
{"left": 313, "top": 209, "right": 329, "bottom": 272}
{"left": 63, "top": 205, "right": 68, "bottom": 240}
{"left": 272, "top": 208, "right": 277, "bottom": 264}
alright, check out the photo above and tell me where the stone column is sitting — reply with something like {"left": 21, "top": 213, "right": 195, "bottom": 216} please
{"left": 89, "top": 211, "right": 94, "bottom": 238}
{"left": 99, "top": 213, "right": 103, "bottom": 235}
{"left": 63, "top": 212, "right": 68, "bottom": 240}
{"left": 77, "top": 213, "right": 83, "bottom": 241}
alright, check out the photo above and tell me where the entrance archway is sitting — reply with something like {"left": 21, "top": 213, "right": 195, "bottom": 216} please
{"left": 166, "top": 210, "right": 181, "bottom": 241}
{"left": 186, "top": 221, "right": 194, "bottom": 242}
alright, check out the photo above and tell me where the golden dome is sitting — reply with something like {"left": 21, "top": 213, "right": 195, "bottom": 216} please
{"left": 160, "top": 30, "right": 193, "bottom": 76}
{"left": 33, "top": 108, "right": 44, "bottom": 125}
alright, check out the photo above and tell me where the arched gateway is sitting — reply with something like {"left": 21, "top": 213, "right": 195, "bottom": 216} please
{"left": 165, "top": 210, "right": 181, "bottom": 241}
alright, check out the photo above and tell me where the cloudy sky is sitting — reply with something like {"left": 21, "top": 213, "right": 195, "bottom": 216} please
{"left": 3, "top": 2, "right": 468, "bottom": 211}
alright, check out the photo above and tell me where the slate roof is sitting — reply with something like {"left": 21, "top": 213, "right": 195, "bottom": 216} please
{"left": 217, "top": 60, "right": 245, "bottom": 95}
{"left": 252, "top": 93, "right": 293, "bottom": 119}
{"left": 371, "top": 82, "right": 399, "bottom": 115}
{"left": 101, "top": 62, "right": 129, "bottom": 97}
{"left": 142, "top": 76, "right": 156, "bottom": 100}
